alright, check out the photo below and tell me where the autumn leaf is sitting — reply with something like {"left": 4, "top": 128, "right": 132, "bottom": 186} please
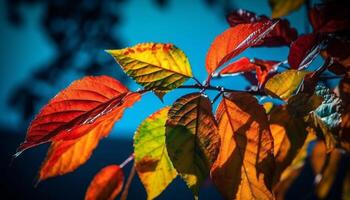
{"left": 264, "top": 69, "right": 310, "bottom": 100}
{"left": 85, "top": 165, "right": 124, "bottom": 200}
{"left": 310, "top": 141, "right": 343, "bottom": 199}
{"left": 269, "top": 106, "right": 309, "bottom": 184}
{"left": 339, "top": 77, "right": 350, "bottom": 152}
{"left": 309, "top": 2, "right": 350, "bottom": 33}
{"left": 134, "top": 107, "right": 177, "bottom": 200}
{"left": 254, "top": 58, "right": 280, "bottom": 86}
{"left": 288, "top": 33, "right": 324, "bottom": 70}
{"left": 15, "top": 76, "right": 139, "bottom": 156}
{"left": 211, "top": 92, "right": 274, "bottom": 200}
{"left": 273, "top": 129, "right": 316, "bottom": 200}
{"left": 217, "top": 57, "right": 257, "bottom": 76}
{"left": 205, "top": 21, "right": 277, "bottom": 75}
{"left": 165, "top": 93, "right": 220, "bottom": 197}
{"left": 39, "top": 92, "right": 140, "bottom": 181}
{"left": 226, "top": 9, "right": 298, "bottom": 47}
{"left": 106, "top": 43, "right": 193, "bottom": 99}
{"left": 269, "top": 0, "right": 306, "bottom": 18}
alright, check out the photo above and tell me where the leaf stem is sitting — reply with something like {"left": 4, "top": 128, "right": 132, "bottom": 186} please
{"left": 120, "top": 164, "right": 136, "bottom": 200}
{"left": 120, "top": 153, "right": 134, "bottom": 168}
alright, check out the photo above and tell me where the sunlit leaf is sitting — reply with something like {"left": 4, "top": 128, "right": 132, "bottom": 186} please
{"left": 205, "top": 21, "right": 277, "bottom": 75}
{"left": 273, "top": 129, "right": 316, "bottom": 200}
{"left": 107, "top": 43, "right": 193, "bottom": 99}
{"left": 264, "top": 70, "right": 309, "bottom": 100}
{"left": 288, "top": 33, "right": 323, "bottom": 70}
{"left": 165, "top": 93, "right": 220, "bottom": 197}
{"left": 15, "top": 76, "right": 139, "bottom": 156}
{"left": 134, "top": 107, "right": 177, "bottom": 200}
{"left": 227, "top": 9, "right": 298, "bottom": 47}
{"left": 310, "top": 141, "right": 343, "bottom": 199}
{"left": 218, "top": 57, "right": 257, "bottom": 75}
{"left": 85, "top": 165, "right": 124, "bottom": 200}
{"left": 39, "top": 92, "right": 141, "bottom": 181}
{"left": 269, "top": 0, "right": 306, "bottom": 18}
{"left": 269, "top": 106, "right": 309, "bottom": 183}
{"left": 211, "top": 93, "right": 274, "bottom": 200}
{"left": 254, "top": 58, "right": 280, "bottom": 86}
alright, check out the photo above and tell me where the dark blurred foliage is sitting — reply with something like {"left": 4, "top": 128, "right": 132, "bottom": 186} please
{"left": 5, "top": 0, "right": 235, "bottom": 124}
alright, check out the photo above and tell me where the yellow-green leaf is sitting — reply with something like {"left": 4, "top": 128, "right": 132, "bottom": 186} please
{"left": 211, "top": 93, "right": 274, "bottom": 200}
{"left": 269, "top": 0, "right": 306, "bottom": 18}
{"left": 107, "top": 43, "right": 193, "bottom": 99}
{"left": 134, "top": 107, "right": 177, "bottom": 200}
{"left": 265, "top": 70, "right": 309, "bottom": 100}
{"left": 165, "top": 93, "right": 220, "bottom": 197}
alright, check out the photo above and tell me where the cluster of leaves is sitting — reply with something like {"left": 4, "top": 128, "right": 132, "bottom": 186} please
{"left": 14, "top": 0, "right": 350, "bottom": 199}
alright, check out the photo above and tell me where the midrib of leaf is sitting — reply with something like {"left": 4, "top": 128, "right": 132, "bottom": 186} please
{"left": 222, "top": 97, "right": 257, "bottom": 199}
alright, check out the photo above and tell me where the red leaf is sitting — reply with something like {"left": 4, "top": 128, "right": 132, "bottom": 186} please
{"left": 309, "top": 2, "right": 350, "bottom": 33}
{"left": 205, "top": 21, "right": 277, "bottom": 75}
{"left": 218, "top": 57, "right": 257, "bottom": 75}
{"left": 226, "top": 9, "right": 298, "bottom": 47}
{"left": 219, "top": 57, "right": 279, "bottom": 86}
{"left": 15, "top": 76, "right": 140, "bottom": 156}
{"left": 288, "top": 33, "right": 323, "bottom": 69}
{"left": 85, "top": 165, "right": 124, "bottom": 200}
{"left": 254, "top": 58, "right": 279, "bottom": 86}
{"left": 38, "top": 92, "right": 140, "bottom": 181}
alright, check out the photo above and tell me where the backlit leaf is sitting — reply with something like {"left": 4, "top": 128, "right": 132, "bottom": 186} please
{"left": 106, "top": 43, "right": 193, "bottom": 99}
{"left": 165, "top": 93, "right": 220, "bottom": 197}
{"left": 211, "top": 93, "right": 274, "bottom": 200}
{"left": 205, "top": 21, "right": 277, "bottom": 75}
{"left": 310, "top": 141, "right": 343, "bottom": 199}
{"left": 288, "top": 33, "right": 323, "bottom": 70}
{"left": 134, "top": 107, "right": 177, "bottom": 200}
{"left": 339, "top": 77, "right": 350, "bottom": 152}
{"left": 264, "top": 70, "right": 309, "bottom": 100}
{"left": 85, "top": 165, "right": 124, "bottom": 200}
{"left": 269, "top": 0, "right": 306, "bottom": 18}
{"left": 15, "top": 76, "right": 138, "bottom": 156}
{"left": 269, "top": 106, "right": 309, "bottom": 183}
{"left": 218, "top": 57, "right": 257, "bottom": 75}
{"left": 227, "top": 9, "right": 298, "bottom": 47}
{"left": 39, "top": 92, "right": 141, "bottom": 181}
{"left": 309, "top": 2, "right": 350, "bottom": 33}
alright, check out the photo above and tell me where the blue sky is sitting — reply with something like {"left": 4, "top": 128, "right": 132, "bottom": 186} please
{"left": 0, "top": 0, "right": 316, "bottom": 138}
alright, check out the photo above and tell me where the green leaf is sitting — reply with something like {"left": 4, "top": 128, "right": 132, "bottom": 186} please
{"left": 165, "top": 93, "right": 220, "bottom": 197}
{"left": 264, "top": 70, "right": 310, "bottom": 100}
{"left": 134, "top": 107, "right": 177, "bottom": 200}
{"left": 107, "top": 43, "right": 193, "bottom": 99}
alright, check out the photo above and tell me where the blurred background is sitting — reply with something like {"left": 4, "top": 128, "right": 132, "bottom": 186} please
{"left": 0, "top": 0, "right": 346, "bottom": 199}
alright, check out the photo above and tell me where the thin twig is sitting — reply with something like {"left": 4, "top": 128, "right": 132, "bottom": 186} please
{"left": 178, "top": 85, "right": 265, "bottom": 95}
{"left": 120, "top": 164, "right": 136, "bottom": 200}
{"left": 192, "top": 77, "right": 203, "bottom": 86}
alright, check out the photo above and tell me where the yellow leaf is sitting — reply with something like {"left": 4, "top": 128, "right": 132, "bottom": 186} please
{"left": 269, "top": 0, "right": 306, "bottom": 18}
{"left": 134, "top": 107, "right": 177, "bottom": 200}
{"left": 211, "top": 93, "right": 274, "bottom": 200}
{"left": 265, "top": 70, "right": 309, "bottom": 100}
{"left": 107, "top": 43, "right": 193, "bottom": 99}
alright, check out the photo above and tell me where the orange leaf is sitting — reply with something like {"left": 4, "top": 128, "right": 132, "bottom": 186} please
{"left": 85, "top": 165, "right": 124, "bottom": 200}
{"left": 254, "top": 58, "right": 279, "bottom": 86}
{"left": 211, "top": 93, "right": 274, "bottom": 200}
{"left": 38, "top": 92, "right": 140, "bottom": 181}
{"left": 205, "top": 21, "right": 277, "bottom": 75}
{"left": 339, "top": 77, "right": 350, "bottom": 152}
{"left": 15, "top": 76, "right": 138, "bottom": 156}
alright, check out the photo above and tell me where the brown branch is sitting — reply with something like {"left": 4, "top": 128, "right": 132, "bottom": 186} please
{"left": 120, "top": 164, "right": 136, "bottom": 200}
